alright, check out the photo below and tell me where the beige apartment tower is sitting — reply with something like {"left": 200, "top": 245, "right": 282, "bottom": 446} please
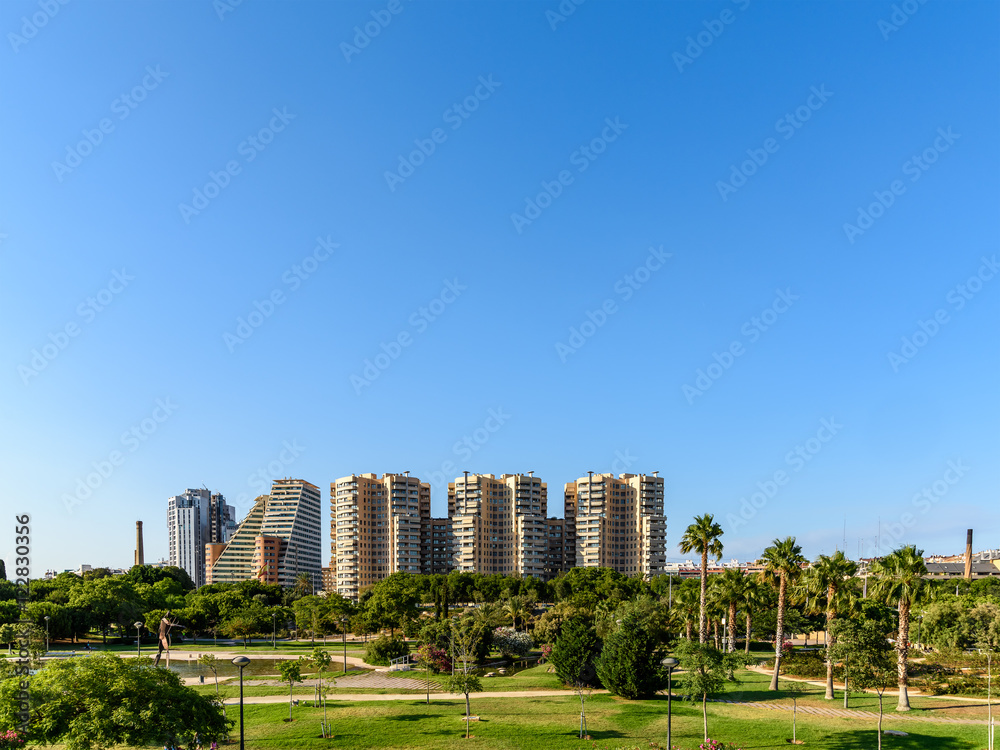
{"left": 565, "top": 472, "right": 666, "bottom": 578}
{"left": 331, "top": 473, "right": 430, "bottom": 600}
{"left": 449, "top": 472, "right": 548, "bottom": 578}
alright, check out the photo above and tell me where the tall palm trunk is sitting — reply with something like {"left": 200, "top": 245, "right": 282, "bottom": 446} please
{"left": 769, "top": 573, "right": 787, "bottom": 691}
{"left": 713, "top": 620, "right": 720, "bottom": 650}
{"left": 896, "top": 599, "right": 911, "bottom": 711}
{"left": 745, "top": 611, "right": 752, "bottom": 654}
{"left": 825, "top": 583, "right": 836, "bottom": 700}
{"left": 686, "top": 619, "right": 693, "bottom": 641}
{"left": 728, "top": 602, "right": 737, "bottom": 653}
{"left": 699, "top": 549, "right": 708, "bottom": 643}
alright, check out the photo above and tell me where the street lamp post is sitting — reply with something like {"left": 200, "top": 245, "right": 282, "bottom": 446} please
{"left": 661, "top": 657, "right": 679, "bottom": 750}
{"left": 134, "top": 621, "right": 144, "bottom": 658}
{"left": 232, "top": 656, "right": 250, "bottom": 750}
{"left": 44, "top": 616, "right": 50, "bottom": 654}
{"left": 272, "top": 613, "right": 277, "bottom": 650}
{"left": 341, "top": 617, "right": 349, "bottom": 673}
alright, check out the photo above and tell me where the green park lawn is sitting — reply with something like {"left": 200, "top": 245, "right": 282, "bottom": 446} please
{"left": 44, "top": 690, "right": 990, "bottom": 750}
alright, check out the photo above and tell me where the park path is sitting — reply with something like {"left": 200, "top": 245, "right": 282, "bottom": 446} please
{"left": 227, "top": 689, "right": 602, "bottom": 705}
{"left": 711, "top": 698, "right": 989, "bottom": 726}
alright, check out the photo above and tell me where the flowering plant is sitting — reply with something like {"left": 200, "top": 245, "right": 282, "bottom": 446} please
{"left": 0, "top": 730, "right": 25, "bottom": 749}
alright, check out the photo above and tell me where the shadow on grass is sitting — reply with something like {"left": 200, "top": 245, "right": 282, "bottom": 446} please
{"left": 818, "top": 729, "right": 973, "bottom": 750}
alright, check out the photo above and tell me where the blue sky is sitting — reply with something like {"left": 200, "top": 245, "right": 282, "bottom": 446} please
{"left": 1, "top": 0, "right": 997, "bottom": 574}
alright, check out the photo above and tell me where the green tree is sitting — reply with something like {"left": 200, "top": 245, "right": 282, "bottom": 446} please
{"left": 550, "top": 616, "right": 601, "bottom": 688}
{"left": 803, "top": 550, "right": 858, "bottom": 700}
{"left": 362, "top": 572, "right": 420, "bottom": 635}
{"left": 678, "top": 514, "right": 724, "bottom": 644}
{"left": 502, "top": 595, "right": 532, "bottom": 631}
{"left": 197, "top": 653, "right": 224, "bottom": 703}
{"left": 675, "top": 640, "right": 728, "bottom": 742}
{"left": 448, "top": 620, "right": 484, "bottom": 738}
{"left": 312, "top": 647, "right": 333, "bottom": 736}
{"left": 870, "top": 544, "right": 927, "bottom": 711}
{"left": 760, "top": 536, "right": 806, "bottom": 690}
{"left": 595, "top": 612, "right": 667, "bottom": 699}
{"left": 278, "top": 657, "right": 304, "bottom": 722}
{"left": 68, "top": 577, "right": 138, "bottom": 646}
{"left": 0, "top": 653, "right": 230, "bottom": 750}
{"left": 831, "top": 614, "right": 896, "bottom": 750}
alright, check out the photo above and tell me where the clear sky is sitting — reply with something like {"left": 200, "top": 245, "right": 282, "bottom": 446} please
{"left": 1, "top": 0, "right": 997, "bottom": 575}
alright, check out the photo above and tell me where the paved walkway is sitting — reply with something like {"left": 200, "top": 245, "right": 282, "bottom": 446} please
{"left": 711, "top": 699, "right": 989, "bottom": 726}
{"left": 242, "top": 673, "right": 433, "bottom": 690}
{"left": 224, "top": 689, "right": 598, "bottom": 705}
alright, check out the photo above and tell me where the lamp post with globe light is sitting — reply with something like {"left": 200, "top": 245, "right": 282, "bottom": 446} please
{"left": 232, "top": 656, "right": 251, "bottom": 750}
{"left": 134, "top": 621, "right": 144, "bottom": 658}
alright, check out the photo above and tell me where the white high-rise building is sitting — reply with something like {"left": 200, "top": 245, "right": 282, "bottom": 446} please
{"left": 168, "top": 489, "right": 237, "bottom": 588}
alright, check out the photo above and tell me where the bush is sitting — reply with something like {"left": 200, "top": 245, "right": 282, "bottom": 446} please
{"left": 492, "top": 627, "right": 532, "bottom": 659}
{"left": 778, "top": 651, "right": 827, "bottom": 679}
{"left": 596, "top": 613, "right": 667, "bottom": 699}
{"left": 415, "top": 643, "right": 451, "bottom": 673}
{"left": 550, "top": 617, "right": 601, "bottom": 688}
{"left": 363, "top": 634, "right": 408, "bottom": 666}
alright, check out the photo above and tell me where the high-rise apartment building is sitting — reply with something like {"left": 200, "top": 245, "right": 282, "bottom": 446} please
{"left": 205, "top": 479, "right": 322, "bottom": 587}
{"left": 564, "top": 472, "right": 666, "bottom": 578}
{"left": 426, "top": 517, "right": 454, "bottom": 575}
{"left": 168, "top": 489, "right": 237, "bottom": 588}
{"left": 449, "top": 473, "right": 548, "bottom": 578}
{"left": 545, "top": 517, "right": 570, "bottom": 580}
{"left": 331, "top": 473, "right": 430, "bottom": 600}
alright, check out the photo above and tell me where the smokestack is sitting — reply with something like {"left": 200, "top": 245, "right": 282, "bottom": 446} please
{"left": 135, "top": 521, "right": 144, "bottom": 567}
{"left": 964, "top": 529, "right": 973, "bottom": 581}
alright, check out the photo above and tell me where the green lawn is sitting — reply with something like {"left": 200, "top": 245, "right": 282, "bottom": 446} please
{"left": 39, "top": 680, "right": 985, "bottom": 750}
{"left": 45, "top": 692, "right": 988, "bottom": 749}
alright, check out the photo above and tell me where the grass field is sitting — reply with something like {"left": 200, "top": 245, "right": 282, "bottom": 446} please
{"left": 48, "top": 692, "right": 987, "bottom": 750}
{"left": 37, "top": 665, "right": 996, "bottom": 749}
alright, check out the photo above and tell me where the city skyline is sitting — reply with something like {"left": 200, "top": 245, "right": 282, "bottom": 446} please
{"left": 1, "top": 1, "right": 997, "bottom": 576}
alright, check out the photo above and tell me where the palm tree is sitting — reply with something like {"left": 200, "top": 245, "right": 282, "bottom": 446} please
{"left": 294, "top": 572, "right": 314, "bottom": 598}
{"left": 803, "top": 551, "right": 858, "bottom": 700}
{"left": 740, "top": 576, "right": 766, "bottom": 654}
{"left": 673, "top": 585, "right": 700, "bottom": 641}
{"left": 679, "top": 514, "right": 724, "bottom": 644}
{"left": 760, "top": 537, "right": 806, "bottom": 690}
{"left": 715, "top": 568, "right": 747, "bottom": 653}
{"left": 502, "top": 596, "right": 531, "bottom": 632}
{"left": 870, "top": 545, "right": 927, "bottom": 711}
